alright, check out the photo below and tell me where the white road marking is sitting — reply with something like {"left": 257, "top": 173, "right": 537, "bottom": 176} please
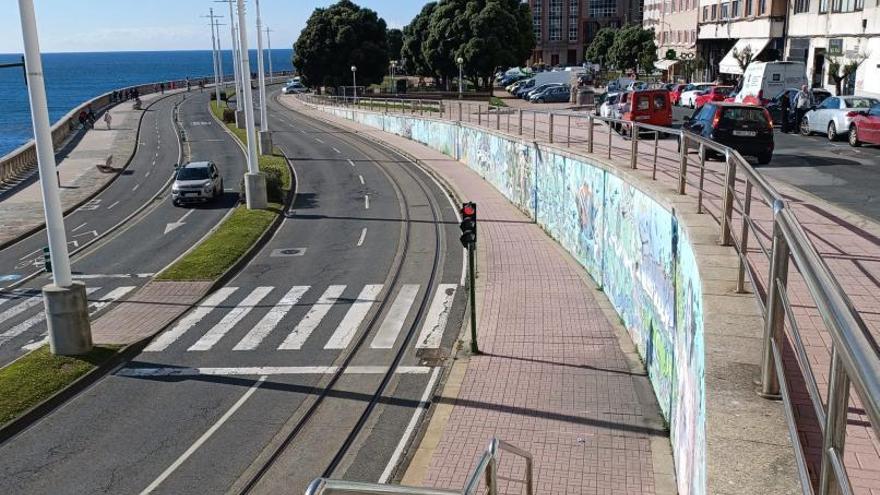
{"left": 137, "top": 376, "right": 268, "bottom": 495}
{"left": 72, "top": 222, "right": 87, "bottom": 232}
{"left": 357, "top": 228, "right": 367, "bottom": 247}
{"left": 371, "top": 285, "right": 419, "bottom": 349}
{"left": 164, "top": 209, "right": 195, "bottom": 235}
{"left": 0, "top": 292, "right": 43, "bottom": 324}
{"left": 89, "top": 286, "right": 136, "bottom": 312}
{"left": 132, "top": 184, "right": 140, "bottom": 192}
{"left": 4, "top": 288, "right": 101, "bottom": 349}
{"left": 324, "top": 284, "right": 383, "bottom": 349}
{"left": 415, "top": 284, "right": 457, "bottom": 349}
{"left": 107, "top": 201, "right": 120, "bottom": 210}
{"left": 144, "top": 287, "right": 239, "bottom": 352}
{"left": 145, "top": 171, "right": 151, "bottom": 177}
{"left": 358, "top": 175, "right": 364, "bottom": 185}
{"left": 278, "top": 285, "right": 346, "bottom": 350}
{"left": 117, "top": 366, "right": 431, "bottom": 377}
{"left": 379, "top": 366, "right": 442, "bottom": 483}
{"left": 18, "top": 248, "right": 42, "bottom": 260}
{"left": 188, "top": 286, "right": 274, "bottom": 351}
{"left": 364, "top": 195, "right": 370, "bottom": 210}
{"left": 347, "top": 159, "right": 355, "bottom": 167}
{"left": 314, "top": 137, "right": 324, "bottom": 144}
{"left": 460, "top": 248, "right": 467, "bottom": 287}
{"left": 71, "top": 273, "right": 154, "bottom": 279}
{"left": 332, "top": 147, "right": 341, "bottom": 154}
{"left": 233, "top": 286, "right": 310, "bottom": 351}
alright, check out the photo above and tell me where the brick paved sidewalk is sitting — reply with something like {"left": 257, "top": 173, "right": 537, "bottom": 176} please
{"left": 286, "top": 98, "right": 676, "bottom": 494}
{"left": 0, "top": 91, "right": 174, "bottom": 247}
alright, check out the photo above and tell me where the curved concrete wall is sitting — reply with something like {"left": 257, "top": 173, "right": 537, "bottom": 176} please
{"left": 321, "top": 105, "right": 708, "bottom": 495}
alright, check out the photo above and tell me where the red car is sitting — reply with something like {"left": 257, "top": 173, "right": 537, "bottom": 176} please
{"left": 694, "top": 86, "right": 734, "bottom": 108}
{"left": 849, "top": 103, "right": 880, "bottom": 147}
{"left": 670, "top": 84, "right": 689, "bottom": 105}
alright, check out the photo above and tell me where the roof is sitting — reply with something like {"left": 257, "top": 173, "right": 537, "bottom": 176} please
{"left": 183, "top": 161, "right": 211, "bottom": 168}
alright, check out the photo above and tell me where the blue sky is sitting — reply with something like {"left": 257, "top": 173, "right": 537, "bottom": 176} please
{"left": 0, "top": 1, "right": 421, "bottom": 53}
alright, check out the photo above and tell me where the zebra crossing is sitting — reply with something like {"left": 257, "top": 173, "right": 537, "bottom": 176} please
{"left": 0, "top": 286, "right": 135, "bottom": 352}
{"left": 143, "top": 283, "right": 458, "bottom": 354}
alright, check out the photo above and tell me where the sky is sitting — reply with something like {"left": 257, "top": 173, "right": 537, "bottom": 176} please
{"left": 0, "top": 1, "right": 420, "bottom": 54}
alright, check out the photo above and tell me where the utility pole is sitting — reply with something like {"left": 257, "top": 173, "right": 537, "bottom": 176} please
{"left": 217, "top": 0, "right": 243, "bottom": 126}
{"left": 255, "top": 0, "right": 272, "bottom": 154}
{"left": 236, "top": 0, "right": 268, "bottom": 210}
{"left": 17, "top": 0, "right": 91, "bottom": 355}
{"left": 202, "top": 9, "right": 223, "bottom": 105}
{"left": 265, "top": 26, "right": 274, "bottom": 81}
{"left": 215, "top": 18, "right": 225, "bottom": 92}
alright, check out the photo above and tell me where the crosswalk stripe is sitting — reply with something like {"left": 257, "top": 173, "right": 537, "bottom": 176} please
{"left": 371, "top": 285, "right": 420, "bottom": 349}
{"left": 188, "top": 286, "right": 274, "bottom": 351}
{"left": 278, "top": 285, "right": 346, "bottom": 350}
{"left": 324, "top": 284, "right": 383, "bottom": 349}
{"left": 145, "top": 287, "right": 239, "bottom": 352}
{"left": 415, "top": 284, "right": 458, "bottom": 349}
{"left": 0, "top": 291, "right": 43, "bottom": 324}
{"left": 234, "top": 286, "right": 310, "bottom": 351}
{"left": 90, "top": 286, "right": 136, "bottom": 311}
{"left": 4, "top": 288, "right": 101, "bottom": 350}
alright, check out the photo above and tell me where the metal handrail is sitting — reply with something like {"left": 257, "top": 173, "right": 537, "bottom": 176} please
{"left": 304, "top": 438, "right": 533, "bottom": 495}
{"left": 299, "top": 93, "right": 880, "bottom": 495}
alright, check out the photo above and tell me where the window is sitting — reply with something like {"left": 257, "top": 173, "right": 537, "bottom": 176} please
{"left": 703, "top": 5, "right": 709, "bottom": 18}
{"left": 818, "top": 97, "right": 838, "bottom": 109}
{"left": 549, "top": 0, "right": 562, "bottom": 40}
{"left": 569, "top": 0, "right": 579, "bottom": 40}
{"left": 637, "top": 96, "right": 650, "bottom": 110}
{"left": 868, "top": 104, "right": 880, "bottom": 117}
{"left": 746, "top": 0, "right": 753, "bottom": 15}
{"left": 589, "top": 0, "right": 617, "bottom": 17}
{"left": 731, "top": 0, "right": 741, "bottom": 15}
{"left": 533, "top": 0, "right": 542, "bottom": 39}
{"left": 832, "top": 0, "right": 863, "bottom": 11}
{"left": 794, "top": 0, "right": 810, "bottom": 12}
{"left": 819, "top": 0, "right": 828, "bottom": 11}
{"left": 654, "top": 94, "right": 667, "bottom": 109}
{"left": 711, "top": 4, "right": 717, "bottom": 18}
{"left": 721, "top": 2, "right": 729, "bottom": 17}
{"left": 759, "top": 0, "right": 767, "bottom": 13}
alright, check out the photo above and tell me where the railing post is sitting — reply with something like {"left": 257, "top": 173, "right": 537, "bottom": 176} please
{"left": 736, "top": 181, "right": 753, "bottom": 293}
{"left": 518, "top": 109, "right": 523, "bottom": 136}
{"left": 532, "top": 112, "right": 537, "bottom": 139}
{"left": 549, "top": 113, "right": 555, "bottom": 143}
{"left": 458, "top": 102, "right": 462, "bottom": 122}
{"left": 629, "top": 123, "right": 638, "bottom": 169}
{"left": 759, "top": 200, "right": 790, "bottom": 398}
{"left": 507, "top": 110, "right": 511, "bottom": 132}
{"left": 819, "top": 348, "right": 852, "bottom": 495}
{"left": 588, "top": 116, "right": 594, "bottom": 153}
{"left": 697, "top": 143, "right": 706, "bottom": 213}
{"left": 496, "top": 107, "right": 500, "bottom": 130}
{"left": 720, "top": 150, "right": 738, "bottom": 246}
{"left": 567, "top": 115, "right": 571, "bottom": 147}
{"left": 652, "top": 131, "right": 659, "bottom": 180}
{"left": 485, "top": 457, "right": 498, "bottom": 495}
{"left": 478, "top": 105, "right": 482, "bottom": 126}
{"left": 419, "top": 99, "right": 423, "bottom": 116}
{"left": 607, "top": 121, "right": 612, "bottom": 159}
{"left": 678, "top": 134, "right": 688, "bottom": 194}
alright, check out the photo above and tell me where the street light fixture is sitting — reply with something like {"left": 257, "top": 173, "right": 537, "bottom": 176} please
{"left": 389, "top": 60, "right": 397, "bottom": 94}
{"left": 351, "top": 65, "right": 358, "bottom": 103}
{"left": 457, "top": 56, "right": 464, "bottom": 99}
{"left": 16, "top": 0, "right": 91, "bottom": 355}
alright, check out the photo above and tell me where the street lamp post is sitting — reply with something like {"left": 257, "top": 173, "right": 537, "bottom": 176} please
{"left": 389, "top": 60, "right": 397, "bottom": 94}
{"left": 217, "top": 0, "right": 244, "bottom": 127}
{"left": 254, "top": 0, "right": 272, "bottom": 154}
{"left": 215, "top": 17, "right": 224, "bottom": 94}
{"left": 236, "top": 0, "right": 268, "bottom": 210}
{"left": 351, "top": 65, "right": 358, "bottom": 103}
{"left": 203, "top": 8, "right": 223, "bottom": 105}
{"left": 17, "top": 0, "right": 91, "bottom": 355}
{"left": 265, "top": 26, "right": 274, "bottom": 81}
{"left": 457, "top": 56, "right": 464, "bottom": 99}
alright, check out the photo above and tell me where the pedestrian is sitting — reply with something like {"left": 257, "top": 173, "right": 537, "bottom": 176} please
{"left": 186, "top": 78, "right": 191, "bottom": 92}
{"left": 794, "top": 84, "right": 812, "bottom": 132}
{"left": 780, "top": 91, "right": 791, "bottom": 133}
{"left": 199, "top": 79, "right": 204, "bottom": 92}
{"left": 78, "top": 110, "right": 87, "bottom": 129}
{"left": 160, "top": 82, "right": 165, "bottom": 94}
{"left": 104, "top": 111, "right": 112, "bottom": 130}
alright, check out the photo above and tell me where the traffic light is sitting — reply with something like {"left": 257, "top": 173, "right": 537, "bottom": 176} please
{"left": 459, "top": 202, "right": 477, "bottom": 248}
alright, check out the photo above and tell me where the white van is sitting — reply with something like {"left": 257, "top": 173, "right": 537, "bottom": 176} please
{"left": 735, "top": 61, "right": 807, "bottom": 105}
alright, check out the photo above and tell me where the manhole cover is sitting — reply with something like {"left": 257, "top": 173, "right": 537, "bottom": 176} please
{"left": 271, "top": 248, "right": 307, "bottom": 257}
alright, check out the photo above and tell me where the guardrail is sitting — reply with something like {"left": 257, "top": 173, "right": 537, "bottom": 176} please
{"left": 301, "top": 93, "right": 880, "bottom": 495}
{"left": 304, "top": 438, "right": 533, "bottom": 495}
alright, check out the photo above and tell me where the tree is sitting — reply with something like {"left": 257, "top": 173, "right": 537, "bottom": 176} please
{"left": 733, "top": 45, "right": 755, "bottom": 72}
{"left": 423, "top": 0, "right": 470, "bottom": 88}
{"left": 293, "top": 0, "right": 388, "bottom": 91}
{"left": 827, "top": 53, "right": 868, "bottom": 96}
{"left": 608, "top": 25, "right": 657, "bottom": 75}
{"left": 401, "top": 2, "right": 437, "bottom": 77}
{"left": 387, "top": 28, "right": 403, "bottom": 62}
{"left": 459, "top": 0, "right": 535, "bottom": 90}
{"left": 584, "top": 28, "right": 616, "bottom": 70}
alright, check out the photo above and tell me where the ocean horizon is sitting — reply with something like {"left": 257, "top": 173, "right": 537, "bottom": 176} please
{"left": 0, "top": 49, "right": 294, "bottom": 157}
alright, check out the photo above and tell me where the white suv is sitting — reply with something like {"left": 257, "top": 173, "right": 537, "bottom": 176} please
{"left": 171, "top": 161, "right": 223, "bottom": 206}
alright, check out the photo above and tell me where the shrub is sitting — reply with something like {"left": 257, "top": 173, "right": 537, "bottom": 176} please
{"left": 222, "top": 108, "right": 236, "bottom": 124}
{"left": 238, "top": 167, "right": 284, "bottom": 204}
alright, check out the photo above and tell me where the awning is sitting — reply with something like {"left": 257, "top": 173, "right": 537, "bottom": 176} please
{"left": 654, "top": 59, "right": 679, "bottom": 71}
{"left": 719, "top": 38, "right": 771, "bottom": 75}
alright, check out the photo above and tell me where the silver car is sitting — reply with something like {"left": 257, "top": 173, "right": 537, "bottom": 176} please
{"left": 172, "top": 161, "right": 224, "bottom": 206}
{"left": 801, "top": 96, "right": 880, "bottom": 141}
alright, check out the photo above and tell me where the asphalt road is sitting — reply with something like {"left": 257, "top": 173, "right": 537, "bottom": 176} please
{"left": 0, "top": 90, "right": 465, "bottom": 494}
{"left": 0, "top": 90, "right": 246, "bottom": 367}
{"left": 672, "top": 106, "right": 880, "bottom": 221}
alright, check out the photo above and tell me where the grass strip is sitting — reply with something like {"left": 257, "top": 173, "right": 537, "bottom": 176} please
{"left": 0, "top": 345, "right": 118, "bottom": 426}
{"left": 156, "top": 203, "right": 281, "bottom": 281}
{"left": 490, "top": 96, "right": 508, "bottom": 108}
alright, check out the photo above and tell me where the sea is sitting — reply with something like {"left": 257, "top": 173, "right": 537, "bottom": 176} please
{"left": 0, "top": 49, "right": 294, "bottom": 157}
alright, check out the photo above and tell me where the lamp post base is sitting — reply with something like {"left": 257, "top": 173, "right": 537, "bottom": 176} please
{"left": 244, "top": 172, "right": 268, "bottom": 210}
{"left": 43, "top": 282, "right": 92, "bottom": 356}
{"left": 236, "top": 110, "right": 246, "bottom": 129}
{"left": 259, "top": 130, "right": 274, "bottom": 156}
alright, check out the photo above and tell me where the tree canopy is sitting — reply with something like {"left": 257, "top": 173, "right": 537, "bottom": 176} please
{"left": 608, "top": 25, "right": 657, "bottom": 74}
{"left": 401, "top": 2, "right": 437, "bottom": 77}
{"left": 293, "top": 0, "right": 389, "bottom": 90}
{"left": 386, "top": 28, "right": 403, "bottom": 62}
{"left": 584, "top": 28, "right": 615, "bottom": 69}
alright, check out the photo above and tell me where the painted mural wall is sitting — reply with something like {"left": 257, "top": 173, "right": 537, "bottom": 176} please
{"left": 322, "top": 105, "right": 706, "bottom": 495}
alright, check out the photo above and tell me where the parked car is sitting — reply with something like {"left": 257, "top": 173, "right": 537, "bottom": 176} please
{"left": 625, "top": 81, "right": 648, "bottom": 91}
{"left": 694, "top": 86, "right": 734, "bottom": 108}
{"left": 171, "top": 161, "right": 224, "bottom": 206}
{"left": 765, "top": 87, "right": 833, "bottom": 127}
{"left": 531, "top": 85, "right": 570, "bottom": 103}
{"left": 800, "top": 96, "right": 879, "bottom": 140}
{"left": 680, "top": 83, "right": 716, "bottom": 108}
{"left": 514, "top": 78, "right": 537, "bottom": 97}
{"left": 507, "top": 80, "right": 525, "bottom": 93}
{"left": 597, "top": 92, "right": 620, "bottom": 118}
{"left": 525, "top": 83, "right": 564, "bottom": 100}
{"left": 734, "top": 61, "right": 808, "bottom": 105}
{"left": 848, "top": 103, "right": 880, "bottom": 147}
{"left": 620, "top": 89, "right": 672, "bottom": 132}
{"left": 282, "top": 82, "right": 308, "bottom": 94}
{"left": 670, "top": 84, "right": 691, "bottom": 106}
{"left": 681, "top": 102, "right": 775, "bottom": 165}
{"left": 607, "top": 77, "right": 635, "bottom": 93}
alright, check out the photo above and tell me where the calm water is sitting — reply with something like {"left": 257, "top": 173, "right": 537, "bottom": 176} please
{"left": 0, "top": 49, "right": 293, "bottom": 157}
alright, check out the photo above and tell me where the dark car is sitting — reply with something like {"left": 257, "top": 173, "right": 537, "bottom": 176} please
{"left": 530, "top": 85, "right": 570, "bottom": 103}
{"left": 681, "top": 102, "right": 775, "bottom": 165}
{"left": 765, "top": 87, "right": 832, "bottom": 126}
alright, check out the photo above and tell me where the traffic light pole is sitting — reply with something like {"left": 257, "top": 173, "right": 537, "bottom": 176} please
{"left": 468, "top": 241, "right": 479, "bottom": 354}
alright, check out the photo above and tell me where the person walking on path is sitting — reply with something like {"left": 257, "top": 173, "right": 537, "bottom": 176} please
{"left": 104, "top": 111, "right": 112, "bottom": 130}
{"left": 794, "top": 85, "right": 812, "bottom": 132}
{"left": 780, "top": 91, "right": 791, "bottom": 133}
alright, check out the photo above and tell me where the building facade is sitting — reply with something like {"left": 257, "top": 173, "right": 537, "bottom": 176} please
{"left": 644, "top": 0, "right": 700, "bottom": 80}
{"left": 785, "top": 0, "right": 880, "bottom": 97}
{"left": 695, "top": 0, "right": 787, "bottom": 81}
{"left": 528, "top": 0, "right": 644, "bottom": 66}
